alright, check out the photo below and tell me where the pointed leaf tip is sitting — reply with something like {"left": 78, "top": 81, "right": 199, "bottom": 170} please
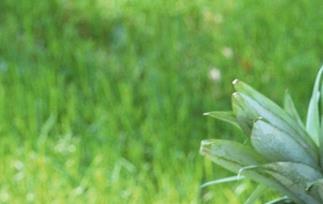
{"left": 306, "top": 66, "right": 323, "bottom": 145}
{"left": 284, "top": 90, "right": 304, "bottom": 128}
{"left": 203, "top": 111, "right": 241, "bottom": 130}
{"left": 232, "top": 79, "right": 239, "bottom": 85}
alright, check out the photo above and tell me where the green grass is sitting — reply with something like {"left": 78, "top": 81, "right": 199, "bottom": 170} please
{"left": 0, "top": 0, "right": 322, "bottom": 203}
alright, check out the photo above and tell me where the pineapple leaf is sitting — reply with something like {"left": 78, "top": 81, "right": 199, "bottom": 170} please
{"left": 264, "top": 196, "right": 293, "bottom": 204}
{"left": 201, "top": 66, "right": 323, "bottom": 203}
{"left": 232, "top": 81, "right": 319, "bottom": 163}
{"left": 232, "top": 92, "right": 259, "bottom": 135}
{"left": 203, "top": 111, "right": 241, "bottom": 130}
{"left": 200, "top": 175, "right": 245, "bottom": 188}
{"left": 321, "top": 116, "right": 323, "bottom": 167}
{"left": 284, "top": 90, "right": 304, "bottom": 128}
{"left": 200, "top": 139, "right": 263, "bottom": 173}
{"left": 241, "top": 162, "right": 323, "bottom": 204}
{"left": 306, "top": 179, "right": 323, "bottom": 201}
{"left": 306, "top": 178, "right": 323, "bottom": 191}
{"left": 306, "top": 66, "right": 323, "bottom": 145}
{"left": 251, "top": 119, "right": 319, "bottom": 168}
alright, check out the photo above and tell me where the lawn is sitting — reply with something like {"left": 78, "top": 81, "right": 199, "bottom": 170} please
{"left": 0, "top": 0, "right": 322, "bottom": 203}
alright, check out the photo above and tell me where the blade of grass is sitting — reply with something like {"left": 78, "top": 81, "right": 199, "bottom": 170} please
{"left": 244, "top": 184, "right": 266, "bottom": 204}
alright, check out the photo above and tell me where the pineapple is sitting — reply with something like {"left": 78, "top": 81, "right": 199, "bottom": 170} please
{"left": 200, "top": 66, "right": 323, "bottom": 204}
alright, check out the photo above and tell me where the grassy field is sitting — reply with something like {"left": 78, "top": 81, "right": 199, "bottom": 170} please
{"left": 0, "top": 0, "right": 322, "bottom": 203}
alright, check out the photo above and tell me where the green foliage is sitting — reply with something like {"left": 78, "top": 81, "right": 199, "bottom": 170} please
{"left": 0, "top": 0, "right": 322, "bottom": 203}
{"left": 201, "top": 67, "right": 323, "bottom": 203}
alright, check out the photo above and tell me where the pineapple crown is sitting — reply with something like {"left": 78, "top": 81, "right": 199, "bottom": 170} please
{"left": 200, "top": 66, "right": 323, "bottom": 204}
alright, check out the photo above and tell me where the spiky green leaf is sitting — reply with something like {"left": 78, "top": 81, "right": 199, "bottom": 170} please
{"left": 306, "top": 179, "right": 323, "bottom": 201}
{"left": 284, "top": 90, "right": 304, "bottom": 128}
{"left": 306, "top": 66, "right": 323, "bottom": 145}
{"left": 251, "top": 119, "right": 318, "bottom": 168}
{"left": 203, "top": 111, "right": 241, "bottom": 130}
{"left": 232, "top": 92, "right": 259, "bottom": 135}
{"left": 265, "top": 197, "right": 293, "bottom": 204}
{"left": 232, "top": 81, "right": 319, "bottom": 163}
{"left": 200, "top": 139, "right": 263, "bottom": 173}
{"left": 200, "top": 175, "right": 245, "bottom": 188}
{"left": 241, "top": 162, "right": 323, "bottom": 204}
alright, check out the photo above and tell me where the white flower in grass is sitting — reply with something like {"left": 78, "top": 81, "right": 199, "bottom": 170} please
{"left": 209, "top": 68, "right": 221, "bottom": 82}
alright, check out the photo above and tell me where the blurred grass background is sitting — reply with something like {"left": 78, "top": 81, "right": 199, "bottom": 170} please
{"left": 0, "top": 0, "right": 322, "bottom": 203}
